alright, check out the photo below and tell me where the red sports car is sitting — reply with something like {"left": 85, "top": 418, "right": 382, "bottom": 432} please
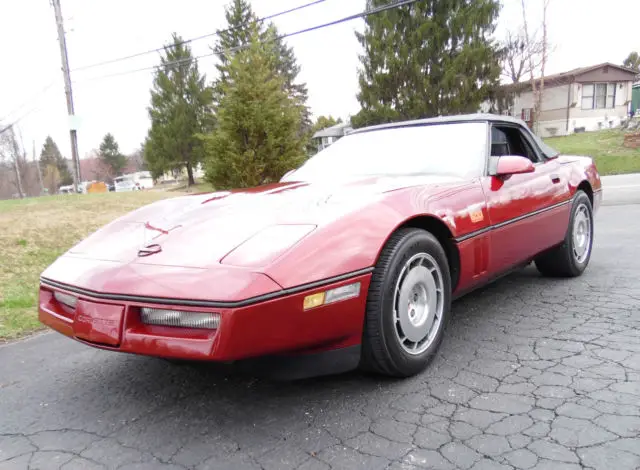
{"left": 38, "top": 114, "right": 602, "bottom": 379}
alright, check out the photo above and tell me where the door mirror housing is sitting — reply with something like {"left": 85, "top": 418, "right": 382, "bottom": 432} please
{"left": 494, "top": 155, "right": 535, "bottom": 177}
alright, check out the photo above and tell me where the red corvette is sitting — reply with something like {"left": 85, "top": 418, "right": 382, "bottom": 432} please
{"left": 38, "top": 114, "right": 602, "bottom": 379}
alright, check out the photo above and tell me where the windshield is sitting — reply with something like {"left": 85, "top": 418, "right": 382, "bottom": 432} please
{"left": 283, "top": 122, "right": 488, "bottom": 182}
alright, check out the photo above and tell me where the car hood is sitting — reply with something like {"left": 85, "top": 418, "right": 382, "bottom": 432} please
{"left": 56, "top": 174, "right": 464, "bottom": 270}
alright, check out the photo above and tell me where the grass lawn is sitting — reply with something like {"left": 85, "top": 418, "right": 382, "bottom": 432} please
{"left": 0, "top": 191, "right": 182, "bottom": 341}
{"left": 544, "top": 129, "right": 640, "bottom": 175}
{"left": 165, "top": 181, "right": 216, "bottom": 193}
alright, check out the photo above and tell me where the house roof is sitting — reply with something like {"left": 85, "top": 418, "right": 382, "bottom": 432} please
{"left": 313, "top": 122, "right": 352, "bottom": 139}
{"left": 503, "top": 62, "right": 638, "bottom": 92}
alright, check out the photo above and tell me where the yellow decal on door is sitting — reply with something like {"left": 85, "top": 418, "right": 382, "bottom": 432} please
{"left": 470, "top": 210, "right": 484, "bottom": 223}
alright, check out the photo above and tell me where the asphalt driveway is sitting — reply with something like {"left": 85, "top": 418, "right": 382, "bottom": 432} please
{"left": 1, "top": 176, "right": 639, "bottom": 470}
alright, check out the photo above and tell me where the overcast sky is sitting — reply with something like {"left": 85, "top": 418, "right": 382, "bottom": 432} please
{"left": 1, "top": 0, "right": 637, "bottom": 162}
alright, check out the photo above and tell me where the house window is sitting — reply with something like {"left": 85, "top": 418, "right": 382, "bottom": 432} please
{"left": 522, "top": 108, "right": 532, "bottom": 121}
{"left": 582, "top": 83, "right": 616, "bottom": 109}
{"left": 607, "top": 84, "right": 616, "bottom": 107}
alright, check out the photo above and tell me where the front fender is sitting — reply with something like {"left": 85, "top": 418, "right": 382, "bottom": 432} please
{"left": 265, "top": 181, "right": 486, "bottom": 289}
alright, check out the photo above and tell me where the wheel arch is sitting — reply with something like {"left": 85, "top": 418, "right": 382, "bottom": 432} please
{"left": 380, "top": 215, "right": 461, "bottom": 292}
{"left": 577, "top": 180, "right": 593, "bottom": 205}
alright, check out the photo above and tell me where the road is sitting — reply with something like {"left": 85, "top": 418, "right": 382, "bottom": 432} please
{"left": 1, "top": 175, "right": 640, "bottom": 470}
{"left": 600, "top": 173, "right": 640, "bottom": 207}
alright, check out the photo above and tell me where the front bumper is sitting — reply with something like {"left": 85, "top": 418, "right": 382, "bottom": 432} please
{"left": 38, "top": 273, "right": 372, "bottom": 363}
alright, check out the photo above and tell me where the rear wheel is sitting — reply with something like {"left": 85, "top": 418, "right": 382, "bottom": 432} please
{"left": 535, "top": 190, "right": 593, "bottom": 277}
{"left": 361, "top": 228, "right": 452, "bottom": 377}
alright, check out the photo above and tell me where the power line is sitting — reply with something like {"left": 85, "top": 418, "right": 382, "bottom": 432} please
{"left": 3, "top": 0, "right": 419, "bottom": 132}
{"left": 74, "top": 0, "right": 420, "bottom": 85}
{"left": 0, "top": 102, "right": 44, "bottom": 135}
{"left": 71, "top": 0, "right": 328, "bottom": 73}
{"left": 256, "top": 0, "right": 419, "bottom": 46}
{"left": 0, "top": 80, "right": 58, "bottom": 124}
{"left": 73, "top": 53, "right": 216, "bottom": 84}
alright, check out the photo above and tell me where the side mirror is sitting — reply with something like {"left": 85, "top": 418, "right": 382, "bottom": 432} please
{"left": 494, "top": 155, "right": 535, "bottom": 177}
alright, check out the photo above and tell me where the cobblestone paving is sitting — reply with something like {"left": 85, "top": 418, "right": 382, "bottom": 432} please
{"left": 1, "top": 205, "right": 638, "bottom": 470}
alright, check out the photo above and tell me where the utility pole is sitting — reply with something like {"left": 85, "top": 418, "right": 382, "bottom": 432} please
{"left": 51, "top": 0, "right": 80, "bottom": 192}
{"left": 34, "top": 140, "right": 44, "bottom": 194}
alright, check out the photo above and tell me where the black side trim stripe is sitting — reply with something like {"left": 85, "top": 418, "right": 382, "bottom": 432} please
{"left": 455, "top": 198, "right": 573, "bottom": 243}
{"left": 40, "top": 267, "right": 375, "bottom": 309}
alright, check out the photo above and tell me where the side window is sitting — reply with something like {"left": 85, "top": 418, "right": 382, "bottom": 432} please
{"left": 491, "top": 125, "right": 541, "bottom": 163}
{"left": 516, "top": 132, "right": 540, "bottom": 163}
{"left": 490, "top": 127, "right": 510, "bottom": 157}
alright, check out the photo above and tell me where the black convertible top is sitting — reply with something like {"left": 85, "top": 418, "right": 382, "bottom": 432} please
{"left": 350, "top": 113, "right": 560, "bottom": 160}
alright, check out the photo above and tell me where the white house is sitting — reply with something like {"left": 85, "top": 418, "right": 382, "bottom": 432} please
{"left": 312, "top": 121, "right": 353, "bottom": 152}
{"left": 482, "top": 62, "right": 638, "bottom": 137}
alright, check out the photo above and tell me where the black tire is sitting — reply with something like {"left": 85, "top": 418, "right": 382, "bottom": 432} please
{"left": 360, "top": 228, "right": 452, "bottom": 377}
{"left": 534, "top": 190, "right": 594, "bottom": 277}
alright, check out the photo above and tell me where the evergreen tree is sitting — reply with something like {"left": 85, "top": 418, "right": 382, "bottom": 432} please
{"left": 311, "top": 115, "right": 343, "bottom": 133}
{"left": 352, "top": 0, "right": 502, "bottom": 128}
{"left": 145, "top": 33, "right": 213, "bottom": 186}
{"left": 213, "top": 0, "right": 310, "bottom": 128}
{"left": 215, "top": 0, "right": 255, "bottom": 87}
{"left": 202, "top": 25, "right": 306, "bottom": 189}
{"left": 40, "top": 136, "right": 72, "bottom": 186}
{"left": 98, "top": 133, "right": 127, "bottom": 178}
{"left": 43, "top": 165, "right": 61, "bottom": 195}
{"left": 267, "top": 23, "right": 311, "bottom": 130}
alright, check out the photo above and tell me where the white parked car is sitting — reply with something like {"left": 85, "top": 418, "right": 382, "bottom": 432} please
{"left": 114, "top": 175, "right": 138, "bottom": 192}
{"left": 114, "top": 172, "right": 154, "bottom": 192}
{"left": 59, "top": 185, "right": 75, "bottom": 194}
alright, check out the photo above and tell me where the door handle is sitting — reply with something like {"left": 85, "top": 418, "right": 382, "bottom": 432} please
{"left": 550, "top": 174, "right": 560, "bottom": 184}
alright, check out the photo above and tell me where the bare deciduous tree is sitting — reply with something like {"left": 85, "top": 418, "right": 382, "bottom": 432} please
{"left": 521, "top": 0, "right": 551, "bottom": 135}
{"left": 128, "top": 146, "right": 147, "bottom": 172}
{"left": 0, "top": 125, "right": 25, "bottom": 198}
{"left": 500, "top": 28, "right": 546, "bottom": 84}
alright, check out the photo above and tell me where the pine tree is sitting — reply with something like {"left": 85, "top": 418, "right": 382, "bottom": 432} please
{"left": 352, "top": 0, "right": 502, "bottom": 128}
{"left": 312, "top": 115, "right": 343, "bottom": 133}
{"left": 202, "top": 25, "right": 306, "bottom": 189}
{"left": 213, "top": 0, "right": 310, "bottom": 128}
{"left": 98, "top": 133, "right": 127, "bottom": 178}
{"left": 43, "top": 165, "right": 61, "bottom": 195}
{"left": 215, "top": 0, "right": 255, "bottom": 87}
{"left": 265, "top": 23, "right": 311, "bottom": 130}
{"left": 39, "top": 136, "right": 72, "bottom": 186}
{"left": 145, "top": 33, "right": 213, "bottom": 186}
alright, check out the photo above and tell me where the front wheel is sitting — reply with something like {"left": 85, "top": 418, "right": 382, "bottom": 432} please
{"left": 535, "top": 190, "right": 594, "bottom": 277}
{"left": 360, "top": 228, "right": 452, "bottom": 377}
